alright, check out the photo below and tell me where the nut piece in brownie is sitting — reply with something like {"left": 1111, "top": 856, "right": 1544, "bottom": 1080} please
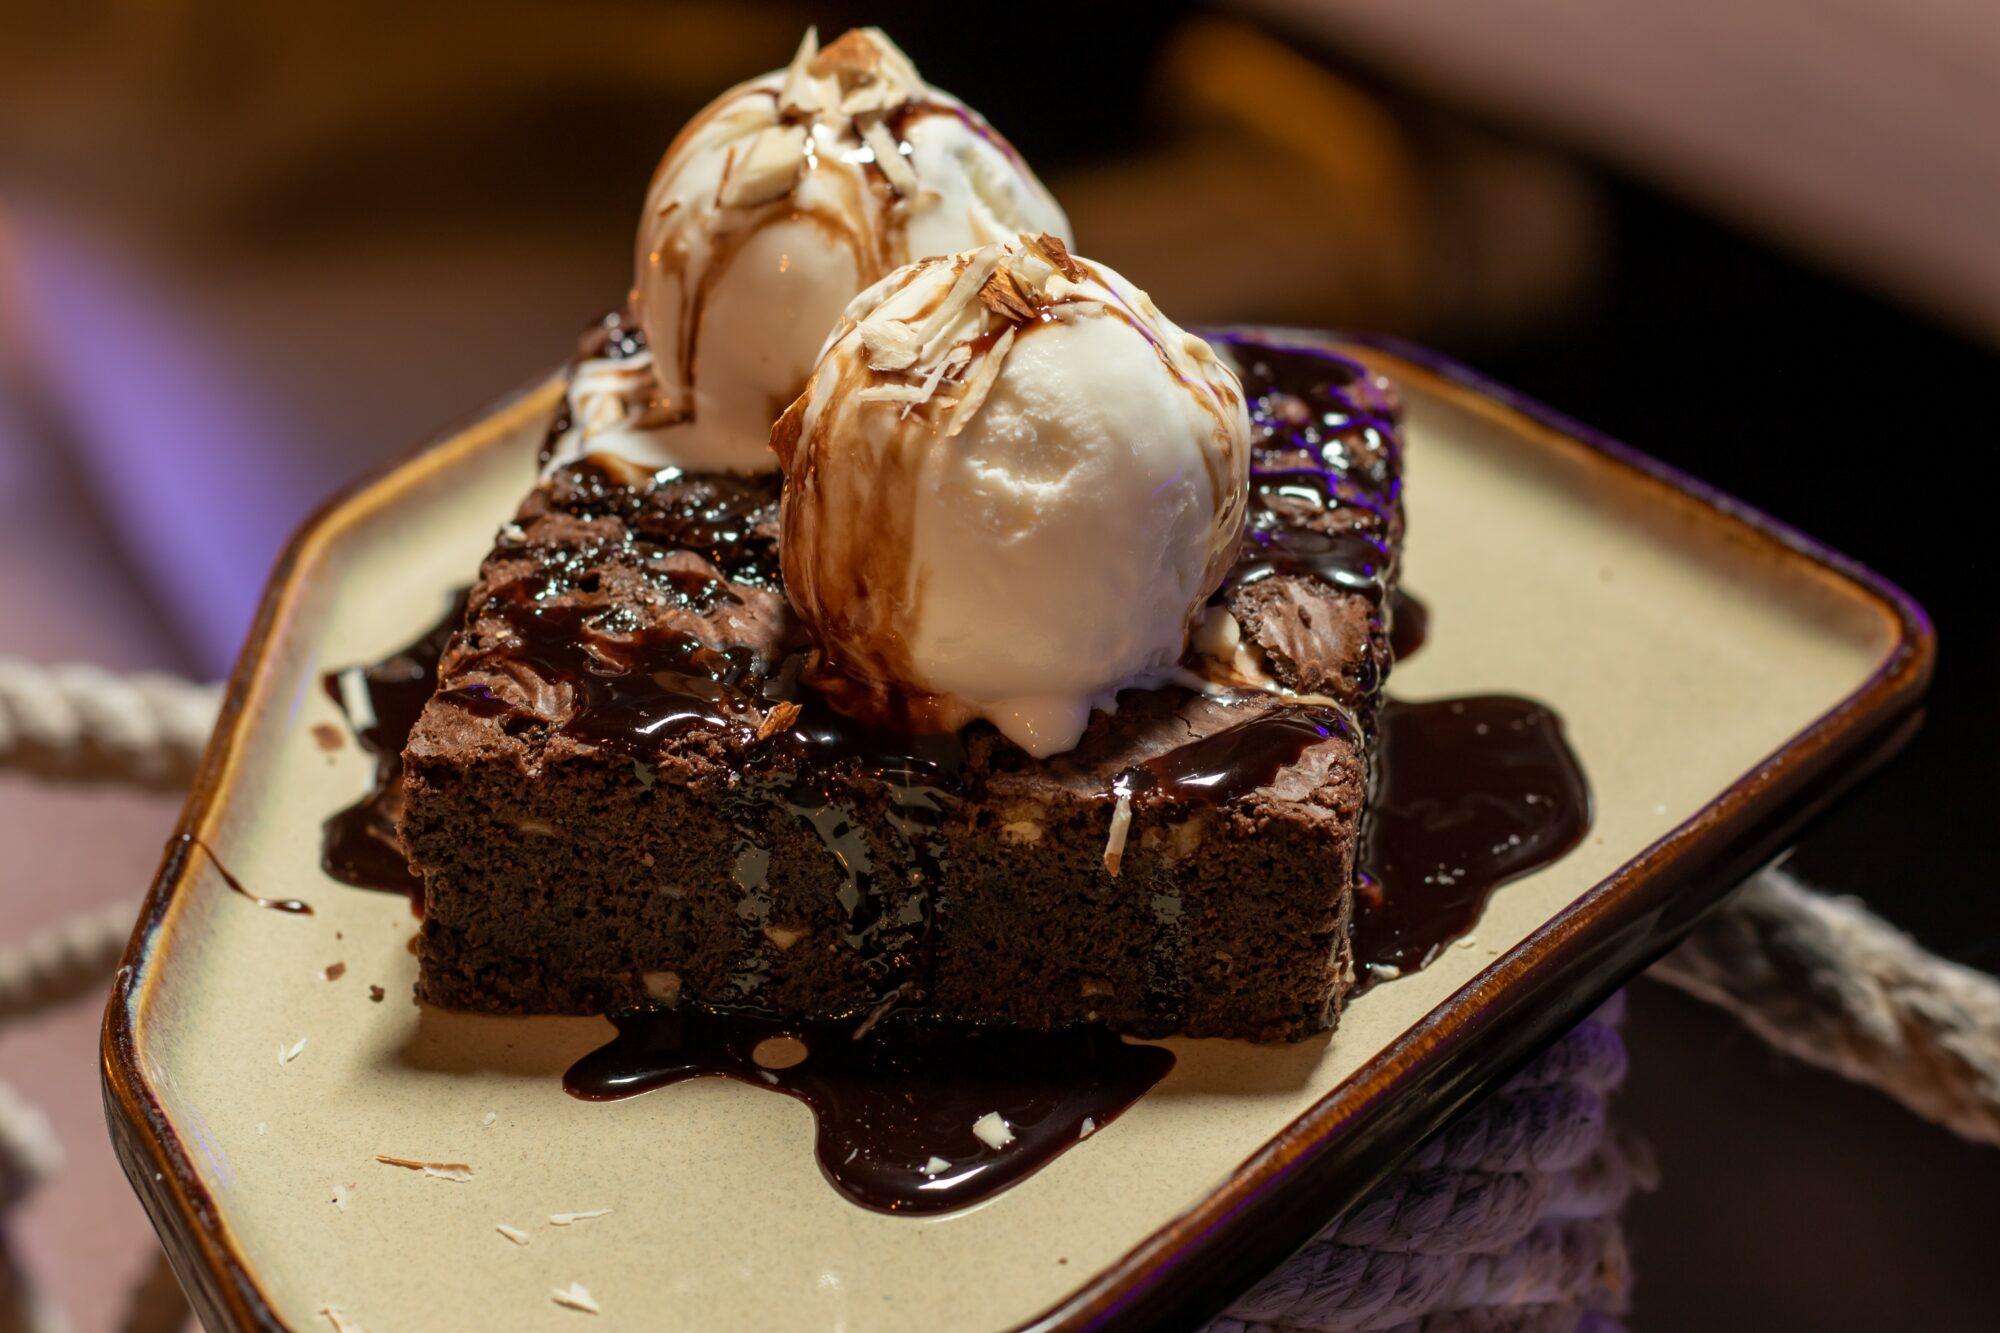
{"left": 399, "top": 323, "right": 1403, "bottom": 1040}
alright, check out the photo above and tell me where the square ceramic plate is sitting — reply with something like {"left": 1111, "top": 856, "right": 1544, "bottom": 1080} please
{"left": 103, "top": 331, "right": 1930, "bottom": 1332}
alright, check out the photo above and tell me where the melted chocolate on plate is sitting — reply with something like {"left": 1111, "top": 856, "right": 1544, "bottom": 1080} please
{"left": 566, "top": 1003, "right": 1173, "bottom": 1216}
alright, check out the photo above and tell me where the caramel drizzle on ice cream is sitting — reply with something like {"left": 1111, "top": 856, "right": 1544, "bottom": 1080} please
{"left": 771, "top": 236, "right": 1250, "bottom": 724}
{"left": 633, "top": 27, "right": 1041, "bottom": 426}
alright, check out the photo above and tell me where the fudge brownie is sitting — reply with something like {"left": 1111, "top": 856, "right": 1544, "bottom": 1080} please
{"left": 399, "top": 321, "right": 1404, "bottom": 1040}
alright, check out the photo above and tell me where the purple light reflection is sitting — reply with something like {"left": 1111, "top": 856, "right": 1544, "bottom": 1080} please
{"left": 8, "top": 206, "right": 306, "bottom": 673}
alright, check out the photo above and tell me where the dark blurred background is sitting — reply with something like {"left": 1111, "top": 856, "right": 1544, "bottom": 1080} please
{"left": 3, "top": 2, "right": 1996, "bottom": 1328}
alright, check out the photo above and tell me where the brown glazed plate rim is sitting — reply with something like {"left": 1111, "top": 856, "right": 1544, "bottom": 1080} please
{"left": 101, "top": 330, "right": 1934, "bottom": 1332}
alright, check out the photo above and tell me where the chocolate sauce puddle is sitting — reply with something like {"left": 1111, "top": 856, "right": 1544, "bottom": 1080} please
{"left": 565, "top": 1005, "right": 1173, "bottom": 1215}
{"left": 1099, "top": 689, "right": 1587, "bottom": 990}
{"left": 1354, "top": 697, "right": 1590, "bottom": 984}
{"left": 320, "top": 591, "right": 469, "bottom": 905}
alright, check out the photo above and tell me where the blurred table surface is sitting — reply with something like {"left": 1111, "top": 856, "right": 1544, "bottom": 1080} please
{"left": 1257, "top": 0, "right": 2000, "bottom": 341}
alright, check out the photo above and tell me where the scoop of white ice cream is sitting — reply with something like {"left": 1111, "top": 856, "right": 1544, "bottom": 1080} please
{"left": 773, "top": 235, "right": 1250, "bottom": 757}
{"left": 550, "top": 28, "right": 1069, "bottom": 478}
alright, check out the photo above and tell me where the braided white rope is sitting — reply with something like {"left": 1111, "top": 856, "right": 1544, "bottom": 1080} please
{"left": 0, "top": 1082, "right": 60, "bottom": 1217}
{"left": 1207, "top": 999, "right": 1645, "bottom": 1333}
{"left": 0, "top": 904, "right": 112, "bottom": 1333}
{"left": 1652, "top": 863, "right": 2000, "bottom": 1147}
{"left": 0, "top": 659, "right": 218, "bottom": 789}
{"left": 0, "top": 903, "right": 130, "bottom": 1228}
{"left": 0, "top": 899, "right": 136, "bottom": 1025}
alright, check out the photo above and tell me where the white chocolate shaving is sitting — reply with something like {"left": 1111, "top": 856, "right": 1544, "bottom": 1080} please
{"left": 905, "top": 351, "right": 965, "bottom": 416}
{"left": 776, "top": 27, "right": 821, "bottom": 114}
{"left": 860, "top": 118, "right": 918, "bottom": 195}
{"left": 943, "top": 325, "right": 1013, "bottom": 437}
{"left": 913, "top": 246, "right": 1002, "bottom": 351}
{"left": 718, "top": 124, "right": 807, "bottom": 207}
{"left": 856, "top": 383, "right": 936, "bottom": 403}
{"left": 566, "top": 351, "right": 659, "bottom": 444}
{"left": 844, "top": 236, "right": 1113, "bottom": 438}
{"left": 552, "top": 1283, "right": 601, "bottom": 1315}
{"left": 1103, "top": 794, "right": 1134, "bottom": 878}
{"left": 550, "top": 1208, "right": 612, "bottom": 1226}
{"left": 839, "top": 80, "right": 897, "bottom": 117}
{"left": 855, "top": 247, "right": 1010, "bottom": 421}
{"left": 374, "top": 1154, "right": 474, "bottom": 1182}
{"left": 335, "top": 668, "right": 374, "bottom": 732}
{"left": 972, "top": 1111, "right": 1016, "bottom": 1149}
{"left": 861, "top": 316, "right": 923, "bottom": 370}
{"left": 1011, "top": 252, "right": 1056, "bottom": 291}
{"left": 862, "top": 27, "right": 924, "bottom": 91}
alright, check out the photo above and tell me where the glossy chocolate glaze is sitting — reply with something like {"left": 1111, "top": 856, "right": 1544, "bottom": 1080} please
{"left": 565, "top": 1002, "right": 1173, "bottom": 1215}
{"left": 1225, "top": 337, "right": 1406, "bottom": 700}
{"left": 446, "top": 536, "right": 964, "bottom": 996}
{"left": 1116, "top": 707, "right": 1357, "bottom": 805}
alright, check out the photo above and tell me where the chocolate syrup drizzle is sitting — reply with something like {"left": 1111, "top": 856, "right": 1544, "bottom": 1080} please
{"left": 1117, "top": 708, "right": 1355, "bottom": 804}
{"left": 452, "top": 566, "right": 965, "bottom": 996}
{"left": 186, "top": 833, "right": 311, "bottom": 915}
{"left": 314, "top": 329, "right": 1589, "bottom": 1216}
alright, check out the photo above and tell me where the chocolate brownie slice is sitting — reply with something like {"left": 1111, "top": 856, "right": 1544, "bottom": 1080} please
{"left": 399, "top": 324, "right": 1403, "bottom": 1040}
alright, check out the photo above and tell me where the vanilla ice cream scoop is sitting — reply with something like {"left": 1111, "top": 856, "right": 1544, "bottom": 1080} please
{"left": 548, "top": 28, "right": 1070, "bottom": 478}
{"left": 772, "top": 235, "right": 1251, "bottom": 757}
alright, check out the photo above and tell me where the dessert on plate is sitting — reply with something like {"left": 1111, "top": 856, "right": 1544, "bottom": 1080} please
{"left": 398, "top": 27, "right": 1407, "bottom": 1042}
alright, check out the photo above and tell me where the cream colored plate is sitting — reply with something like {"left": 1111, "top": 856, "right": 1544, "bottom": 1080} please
{"left": 104, "top": 336, "right": 1928, "bottom": 1331}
